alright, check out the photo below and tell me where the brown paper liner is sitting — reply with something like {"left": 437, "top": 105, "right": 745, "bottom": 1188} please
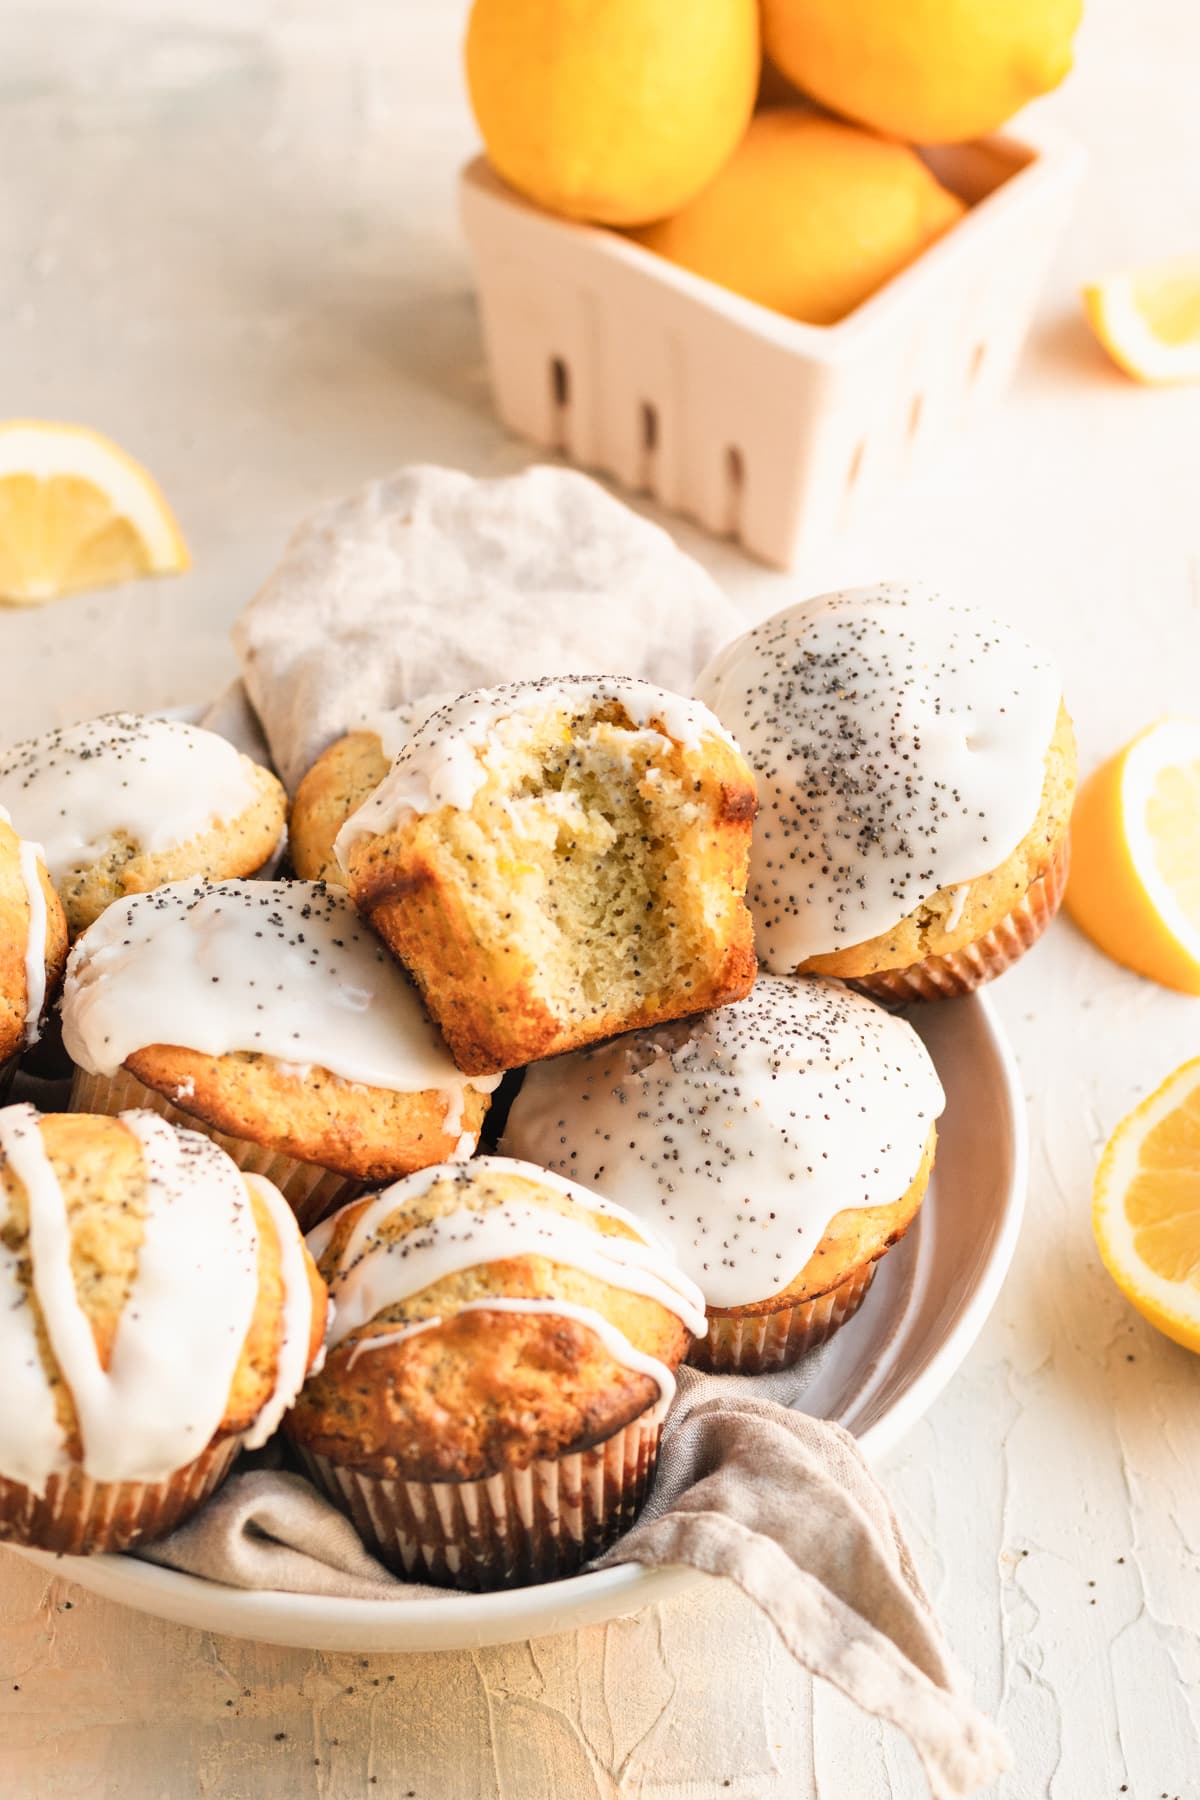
{"left": 297, "top": 1411, "right": 662, "bottom": 1591}
{"left": 691, "top": 1261, "right": 878, "bottom": 1375}
{"left": 853, "top": 832, "right": 1070, "bottom": 1006}
{"left": 0, "top": 1434, "right": 242, "bottom": 1556}
{"left": 69, "top": 1065, "right": 360, "bottom": 1231}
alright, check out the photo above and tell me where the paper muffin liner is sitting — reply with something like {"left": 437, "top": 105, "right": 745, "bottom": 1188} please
{"left": 853, "top": 832, "right": 1071, "bottom": 1007}
{"left": 690, "top": 1261, "right": 878, "bottom": 1375}
{"left": 0, "top": 1433, "right": 242, "bottom": 1556}
{"left": 297, "top": 1410, "right": 663, "bottom": 1591}
{"left": 69, "top": 1065, "right": 359, "bottom": 1231}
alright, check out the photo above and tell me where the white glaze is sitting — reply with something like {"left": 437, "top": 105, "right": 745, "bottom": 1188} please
{"left": 61, "top": 880, "right": 500, "bottom": 1126}
{"left": 311, "top": 1157, "right": 706, "bottom": 1406}
{"left": 1, "top": 804, "right": 49, "bottom": 1045}
{"left": 502, "top": 976, "right": 946, "bottom": 1310}
{"left": 0, "top": 1110, "right": 68, "bottom": 1491}
{"left": 241, "top": 1174, "right": 322, "bottom": 1449}
{"left": 694, "top": 580, "right": 1061, "bottom": 969}
{"left": 345, "top": 1297, "right": 681, "bottom": 1423}
{"left": 0, "top": 712, "right": 260, "bottom": 888}
{"left": 0, "top": 1104, "right": 263, "bottom": 1488}
{"left": 335, "top": 674, "right": 739, "bottom": 866}
{"left": 351, "top": 691, "right": 460, "bottom": 762}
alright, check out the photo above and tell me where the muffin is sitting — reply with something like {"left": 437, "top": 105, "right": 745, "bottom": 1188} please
{"left": 289, "top": 694, "right": 456, "bottom": 885}
{"left": 0, "top": 807, "right": 69, "bottom": 1095}
{"left": 0, "top": 1103, "right": 327, "bottom": 1554}
{"left": 0, "top": 712, "right": 287, "bottom": 938}
{"left": 336, "top": 675, "right": 759, "bottom": 1075}
{"left": 502, "top": 975, "right": 945, "bottom": 1372}
{"left": 694, "top": 581, "right": 1076, "bottom": 1001}
{"left": 62, "top": 879, "right": 500, "bottom": 1228}
{"left": 287, "top": 1156, "right": 705, "bottom": 1588}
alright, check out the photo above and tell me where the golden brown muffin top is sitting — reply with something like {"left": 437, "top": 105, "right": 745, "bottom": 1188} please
{"left": 286, "top": 1159, "right": 705, "bottom": 1481}
{"left": 289, "top": 730, "right": 388, "bottom": 885}
{"left": 0, "top": 812, "right": 68, "bottom": 1065}
{"left": 0, "top": 713, "right": 286, "bottom": 938}
{"left": 0, "top": 1109, "right": 327, "bottom": 1481}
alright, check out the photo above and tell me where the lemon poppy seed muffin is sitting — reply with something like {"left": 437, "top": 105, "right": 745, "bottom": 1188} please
{"left": 289, "top": 695, "right": 456, "bottom": 886}
{"left": 0, "top": 1104, "right": 327, "bottom": 1554}
{"left": 287, "top": 1156, "right": 705, "bottom": 1588}
{"left": 503, "top": 975, "right": 945, "bottom": 1372}
{"left": 336, "top": 675, "right": 758, "bottom": 1075}
{"left": 0, "top": 712, "right": 287, "bottom": 938}
{"left": 0, "top": 807, "right": 68, "bottom": 1092}
{"left": 62, "top": 880, "right": 500, "bottom": 1227}
{"left": 695, "top": 581, "right": 1076, "bottom": 1001}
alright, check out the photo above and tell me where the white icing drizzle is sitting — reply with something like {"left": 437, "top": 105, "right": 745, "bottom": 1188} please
{"left": 241, "top": 1174, "right": 321, "bottom": 1449}
{"left": 0, "top": 804, "right": 49, "bottom": 1045}
{"left": 944, "top": 884, "right": 971, "bottom": 933}
{"left": 0, "top": 1105, "right": 262, "bottom": 1486}
{"left": 335, "top": 673, "right": 738, "bottom": 867}
{"left": 0, "top": 1110, "right": 68, "bottom": 1492}
{"left": 345, "top": 1298, "right": 681, "bottom": 1423}
{"left": 693, "top": 580, "right": 1061, "bottom": 970}
{"left": 502, "top": 976, "right": 946, "bottom": 1310}
{"left": 61, "top": 880, "right": 500, "bottom": 1126}
{"left": 0, "top": 712, "right": 260, "bottom": 889}
{"left": 351, "top": 691, "right": 461, "bottom": 762}
{"left": 311, "top": 1157, "right": 706, "bottom": 1406}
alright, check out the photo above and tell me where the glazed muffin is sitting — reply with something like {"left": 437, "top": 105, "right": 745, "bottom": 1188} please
{"left": 62, "top": 880, "right": 500, "bottom": 1228}
{"left": 335, "top": 675, "right": 758, "bottom": 1075}
{"left": 503, "top": 975, "right": 945, "bottom": 1372}
{"left": 0, "top": 1104, "right": 327, "bottom": 1554}
{"left": 0, "top": 807, "right": 69, "bottom": 1094}
{"left": 287, "top": 1156, "right": 705, "bottom": 1588}
{"left": 0, "top": 712, "right": 287, "bottom": 938}
{"left": 695, "top": 581, "right": 1076, "bottom": 1001}
{"left": 289, "top": 694, "right": 455, "bottom": 885}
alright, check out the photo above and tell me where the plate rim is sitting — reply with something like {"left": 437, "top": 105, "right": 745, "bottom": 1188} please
{"left": 8, "top": 989, "right": 1027, "bottom": 1652}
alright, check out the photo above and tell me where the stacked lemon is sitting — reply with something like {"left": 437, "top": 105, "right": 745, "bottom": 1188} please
{"left": 465, "top": 0, "right": 1082, "bottom": 327}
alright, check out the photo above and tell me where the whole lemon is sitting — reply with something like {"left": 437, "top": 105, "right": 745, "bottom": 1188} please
{"left": 762, "top": 0, "right": 1082, "bottom": 144}
{"left": 633, "top": 112, "right": 966, "bottom": 326}
{"left": 464, "top": 0, "right": 760, "bottom": 227}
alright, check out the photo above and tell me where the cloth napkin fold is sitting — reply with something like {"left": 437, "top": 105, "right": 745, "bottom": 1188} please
{"left": 143, "top": 1367, "right": 1007, "bottom": 1800}
{"left": 179, "top": 464, "right": 1006, "bottom": 1795}
{"left": 229, "top": 463, "right": 743, "bottom": 791}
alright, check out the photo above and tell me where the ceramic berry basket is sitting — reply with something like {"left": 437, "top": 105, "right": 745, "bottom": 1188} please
{"left": 459, "top": 123, "right": 1084, "bottom": 568}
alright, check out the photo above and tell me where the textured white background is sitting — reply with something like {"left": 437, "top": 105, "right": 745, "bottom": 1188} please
{"left": 2, "top": 1, "right": 1199, "bottom": 1795}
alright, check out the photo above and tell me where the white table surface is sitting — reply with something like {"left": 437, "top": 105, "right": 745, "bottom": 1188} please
{"left": 3, "top": 1, "right": 1199, "bottom": 1794}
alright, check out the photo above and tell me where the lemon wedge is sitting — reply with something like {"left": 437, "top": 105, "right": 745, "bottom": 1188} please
{"left": 1083, "top": 256, "right": 1200, "bottom": 384}
{"left": 1065, "top": 719, "right": 1200, "bottom": 995}
{"left": 0, "top": 420, "right": 189, "bottom": 607}
{"left": 1094, "top": 1059, "right": 1200, "bottom": 1354}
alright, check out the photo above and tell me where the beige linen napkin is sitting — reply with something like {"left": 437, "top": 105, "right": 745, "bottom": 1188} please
{"left": 229, "top": 463, "right": 743, "bottom": 791}
{"left": 143, "top": 1367, "right": 1007, "bottom": 1800}
{"left": 168, "top": 468, "right": 1006, "bottom": 1795}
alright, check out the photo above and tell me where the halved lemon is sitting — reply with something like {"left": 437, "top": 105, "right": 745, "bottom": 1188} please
{"left": 1094, "top": 1059, "right": 1200, "bottom": 1353}
{"left": 1065, "top": 718, "right": 1200, "bottom": 994}
{"left": 1083, "top": 255, "right": 1200, "bottom": 385}
{"left": 0, "top": 420, "right": 189, "bottom": 607}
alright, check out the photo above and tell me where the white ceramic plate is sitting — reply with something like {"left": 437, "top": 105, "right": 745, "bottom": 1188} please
{"left": 13, "top": 990, "right": 1026, "bottom": 1652}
